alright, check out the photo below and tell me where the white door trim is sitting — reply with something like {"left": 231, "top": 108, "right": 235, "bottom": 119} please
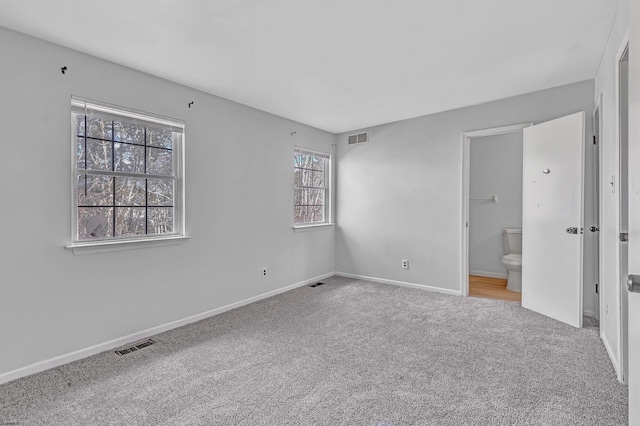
{"left": 614, "top": 35, "right": 630, "bottom": 384}
{"left": 594, "top": 93, "right": 604, "bottom": 325}
{"left": 461, "top": 122, "right": 534, "bottom": 296}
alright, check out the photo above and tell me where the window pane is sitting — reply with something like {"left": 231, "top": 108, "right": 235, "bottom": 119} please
{"left": 114, "top": 142, "right": 145, "bottom": 173}
{"left": 75, "top": 114, "right": 85, "bottom": 137}
{"left": 294, "top": 168, "right": 302, "bottom": 186}
{"left": 76, "top": 137, "right": 85, "bottom": 169}
{"left": 294, "top": 206, "right": 306, "bottom": 224}
{"left": 311, "top": 171, "right": 324, "bottom": 187}
{"left": 114, "top": 121, "right": 144, "bottom": 145}
{"left": 305, "top": 188, "right": 324, "bottom": 206}
{"left": 294, "top": 188, "right": 324, "bottom": 208}
{"left": 147, "top": 127, "right": 172, "bottom": 149}
{"left": 147, "top": 147, "right": 172, "bottom": 176}
{"left": 148, "top": 207, "right": 173, "bottom": 234}
{"left": 303, "top": 208, "right": 315, "bottom": 224}
{"left": 309, "top": 205, "right": 325, "bottom": 223}
{"left": 300, "top": 169, "right": 314, "bottom": 187}
{"left": 86, "top": 116, "right": 113, "bottom": 140}
{"left": 115, "top": 207, "right": 146, "bottom": 237}
{"left": 311, "top": 155, "right": 324, "bottom": 171}
{"left": 115, "top": 177, "right": 145, "bottom": 206}
{"left": 86, "top": 139, "right": 113, "bottom": 171}
{"left": 77, "top": 175, "right": 113, "bottom": 206}
{"left": 301, "top": 154, "right": 313, "bottom": 169}
{"left": 148, "top": 178, "right": 173, "bottom": 206}
{"left": 294, "top": 188, "right": 304, "bottom": 206}
{"left": 78, "top": 207, "right": 113, "bottom": 240}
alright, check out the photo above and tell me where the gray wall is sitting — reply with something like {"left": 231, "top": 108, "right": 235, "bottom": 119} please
{"left": 336, "top": 80, "right": 595, "bottom": 314}
{"left": 0, "top": 27, "right": 335, "bottom": 376}
{"left": 469, "top": 132, "right": 523, "bottom": 278}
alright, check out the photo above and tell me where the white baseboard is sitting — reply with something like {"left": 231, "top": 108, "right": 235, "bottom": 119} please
{"left": 601, "top": 332, "right": 621, "bottom": 382}
{"left": 0, "top": 272, "right": 334, "bottom": 386}
{"left": 335, "top": 272, "right": 461, "bottom": 296}
{"left": 583, "top": 309, "right": 595, "bottom": 317}
{"left": 469, "top": 270, "right": 508, "bottom": 279}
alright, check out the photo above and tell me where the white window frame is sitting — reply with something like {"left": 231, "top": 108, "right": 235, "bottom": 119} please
{"left": 66, "top": 97, "right": 188, "bottom": 254}
{"left": 293, "top": 146, "right": 333, "bottom": 229}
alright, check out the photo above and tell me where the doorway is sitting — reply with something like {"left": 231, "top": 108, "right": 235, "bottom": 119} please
{"left": 462, "top": 113, "right": 588, "bottom": 328}
{"left": 462, "top": 123, "right": 532, "bottom": 299}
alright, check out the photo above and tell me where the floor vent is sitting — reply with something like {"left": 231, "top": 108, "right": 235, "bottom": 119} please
{"left": 309, "top": 282, "right": 325, "bottom": 287}
{"left": 115, "top": 339, "right": 156, "bottom": 356}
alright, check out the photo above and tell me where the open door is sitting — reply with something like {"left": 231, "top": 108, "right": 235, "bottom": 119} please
{"left": 522, "top": 111, "right": 585, "bottom": 328}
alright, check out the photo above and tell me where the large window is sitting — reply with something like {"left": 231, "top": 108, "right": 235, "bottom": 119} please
{"left": 71, "top": 97, "right": 185, "bottom": 245}
{"left": 294, "top": 147, "right": 331, "bottom": 226}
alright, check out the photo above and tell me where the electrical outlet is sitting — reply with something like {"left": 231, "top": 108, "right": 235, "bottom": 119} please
{"left": 402, "top": 259, "right": 409, "bottom": 269}
{"left": 262, "top": 267, "right": 268, "bottom": 278}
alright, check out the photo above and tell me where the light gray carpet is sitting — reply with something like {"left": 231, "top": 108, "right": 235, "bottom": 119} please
{"left": 0, "top": 276, "right": 627, "bottom": 425}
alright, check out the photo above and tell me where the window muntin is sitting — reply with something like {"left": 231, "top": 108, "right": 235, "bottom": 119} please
{"left": 71, "top": 98, "right": 184, "bottom": 244}
{"left": 294, "top": 147, "right": 330, "bottom": 225}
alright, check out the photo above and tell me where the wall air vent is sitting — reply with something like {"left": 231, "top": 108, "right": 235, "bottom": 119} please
{"left": 347, "top": 132, "right": 369, "bottom": 145}
{"left": 114, "top": 339, "right": 156, "bottom": 356}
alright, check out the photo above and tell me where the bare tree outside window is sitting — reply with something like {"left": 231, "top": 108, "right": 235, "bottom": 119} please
{"left": 294, "top": 147, "right": 330, "bottom": 225}
{"left": 72, "top": 98, "right": 184, "bottom": 243}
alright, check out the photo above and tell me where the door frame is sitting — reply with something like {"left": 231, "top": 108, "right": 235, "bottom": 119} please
{"left": 461, "top": 122, "right": 533, "bottom": 296}
{"left": 594, "top": 94, "right": 603, "bottom": 322}
{"left": 615, "top": 38, "right": 630, "bottom": 384}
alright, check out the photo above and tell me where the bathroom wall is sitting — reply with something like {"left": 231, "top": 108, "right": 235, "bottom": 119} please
{"left": 0, "top": 26, "right": 336, "bottom": 379}
{"left": 336, "top": 79, "right": 595, "bottom": 315}
{"left": 469, "top": 132, "right": 523, "bottom": 278}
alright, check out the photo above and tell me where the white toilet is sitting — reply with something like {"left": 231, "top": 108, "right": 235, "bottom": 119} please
{"left": 501, "top": 228, "right": 522, "bottom": 292}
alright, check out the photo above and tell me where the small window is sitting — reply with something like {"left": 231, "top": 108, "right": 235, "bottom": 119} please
{"left": 293, "top": 147, "right": 331, "bottom": 226}
{"left": 71, "top": 97, "right": 185, "bottom": 245}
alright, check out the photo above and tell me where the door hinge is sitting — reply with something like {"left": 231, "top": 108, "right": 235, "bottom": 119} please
{"left": 593, "top": 135, "right": 597, "bottom": 145}
{"left": 595, "top": 283, "right": 599, "bottom": 294}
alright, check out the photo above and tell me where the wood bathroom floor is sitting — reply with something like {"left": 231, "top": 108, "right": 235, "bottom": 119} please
{"left": 469, "top": 275, "right": 521, "bottom": 302}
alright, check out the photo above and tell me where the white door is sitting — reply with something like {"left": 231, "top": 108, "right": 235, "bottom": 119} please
{"left": 522, "top": 111, "right": 585, "bottom": 328}
{"left": 627, "top": 3, "right": 640, "bottom": 422}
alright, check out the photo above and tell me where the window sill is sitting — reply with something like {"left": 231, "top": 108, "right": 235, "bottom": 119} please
{"left": 66, "top": 235, "right": 191, "bottom": 255}
{"left": 292, "top": 223, "right": 335, "bottom": 232}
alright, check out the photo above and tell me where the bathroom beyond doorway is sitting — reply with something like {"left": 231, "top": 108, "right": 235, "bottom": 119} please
{"left": 469, "top": 275, "right": 521, "bottom": 302}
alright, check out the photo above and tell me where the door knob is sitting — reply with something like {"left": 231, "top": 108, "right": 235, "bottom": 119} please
{"left": 590, "top": 226, "right": 599, "bottom": 232}
{"left": 628, "top": 275, "right": 640, "bottom": 293}
{"left": 620, "top": 233, "right": 629, "bottom": 242}
{"left": 566, "top": 227, "right": 578, "bottom": 234}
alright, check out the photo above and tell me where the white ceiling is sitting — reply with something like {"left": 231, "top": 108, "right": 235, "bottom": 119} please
{"left": 0, "top": 0, "right": 619, "bottom": 133}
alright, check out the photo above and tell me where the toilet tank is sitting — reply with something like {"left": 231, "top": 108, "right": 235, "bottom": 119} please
{"left": 502, "top": 228, "right": 522, "bottom": 255}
